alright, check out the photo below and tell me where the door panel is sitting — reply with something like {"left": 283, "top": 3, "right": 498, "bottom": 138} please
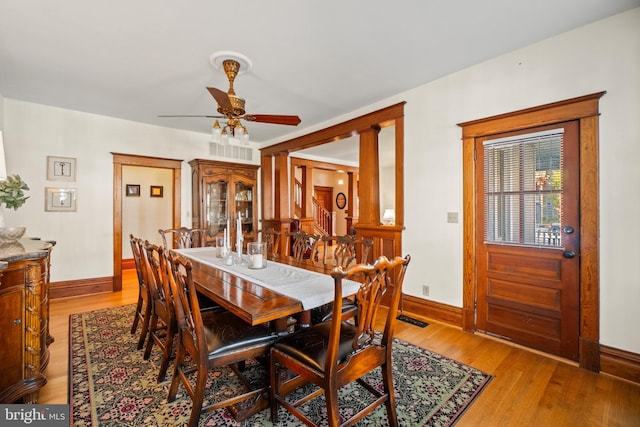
{"left": 476, "top": 121, "right": 580, "bottom": 361}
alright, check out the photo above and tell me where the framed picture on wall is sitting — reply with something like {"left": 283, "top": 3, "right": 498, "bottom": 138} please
{"left": 126, "top": 184, "right": 140, "bottom": 197}
{"left": 47, "top": 156, "right": 77, "bottom": 182}
{"left": 150, "top": 186, "right": 163, "bottom": 197}
{"left": 336, "top": 192, "right": 347, "bottom": 209}
{"left": 45, "top": 187, "right": 77, "bottom": 212}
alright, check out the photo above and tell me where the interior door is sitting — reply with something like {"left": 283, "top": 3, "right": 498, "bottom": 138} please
{"left": 475, "top": 121, "right": 580, "bottom": 360}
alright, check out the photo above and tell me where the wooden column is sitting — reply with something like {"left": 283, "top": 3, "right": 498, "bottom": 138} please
{"left": 273, "top": 152, "right": 289, "bottom": 219}
{"left": 302, "top": 165, "right": 313, "bottom": 218}
{"left": 358, "top": 125, "right": 381, "bottom": 225}
{"left": 261, "top": 154, "right": 273, "bottom": 219}
{"left": 345, "top": 171, "right": 356, "bottom": 231}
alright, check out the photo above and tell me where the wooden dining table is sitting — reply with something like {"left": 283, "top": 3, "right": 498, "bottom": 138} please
{"left": 174, "top": 247, "right": 353, "bottom": 332}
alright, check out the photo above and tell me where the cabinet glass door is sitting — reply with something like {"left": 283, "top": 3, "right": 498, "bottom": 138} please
{"left": 205, "top": 180, "right": 228, "bottom": 236}
{"left": 234, "top": 181, "right": 254, "bottom": 235}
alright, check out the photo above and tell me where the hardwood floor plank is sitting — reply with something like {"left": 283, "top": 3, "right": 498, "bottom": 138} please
{"left": 38, "top": 269, "right": 640, "bottom": 426}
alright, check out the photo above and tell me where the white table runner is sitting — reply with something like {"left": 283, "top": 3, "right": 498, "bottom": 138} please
{"left": 174, "top": 247, "right": 360, "bottom": 310}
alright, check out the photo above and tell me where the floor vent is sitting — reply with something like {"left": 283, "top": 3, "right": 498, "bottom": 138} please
{"left": 397, "top": 314, "right": 429, "bottom": 328}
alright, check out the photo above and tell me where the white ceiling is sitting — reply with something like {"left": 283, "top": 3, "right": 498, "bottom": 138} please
{"left": 1, "top": 0, "right": 638, "bottom": 162}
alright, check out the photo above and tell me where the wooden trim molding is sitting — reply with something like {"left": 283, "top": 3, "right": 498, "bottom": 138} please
{"left": 112, "top": 153, "right": 182, "bottom": 293}
{"left": 600, "top": 345, "right": 640, "bottom": 384}
{"left": 457, "top": 92, "right": 605, "bottom": 372}
{"left": 400, "top": 294, "right": 463, "bottom": 327}
{"left": 400, "top": 296, "right": 640, "bottom": 385}
{"left": 50, "top": 276, "right": 114, "bottom": 299}
{"left": 122, "top": 258, "right": 135, "bottom": 271}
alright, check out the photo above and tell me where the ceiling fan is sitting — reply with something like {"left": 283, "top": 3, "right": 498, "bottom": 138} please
{"left": 160, "top": 53, "right": 301, "bottom": 140}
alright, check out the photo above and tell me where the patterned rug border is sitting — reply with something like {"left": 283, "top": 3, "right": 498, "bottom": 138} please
{"left": 69, "top": 304, "right": 493, "bottom": 426}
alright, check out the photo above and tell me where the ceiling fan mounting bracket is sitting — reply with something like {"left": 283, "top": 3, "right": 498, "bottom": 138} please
{"left": 209, "top": 51, "right": 253, "bottom": 74}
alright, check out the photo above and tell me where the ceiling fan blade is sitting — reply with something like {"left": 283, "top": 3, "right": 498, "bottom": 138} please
{"left": 158, "top": 115, "right": 224, "bottom": 118}
{"left": 244, "top": 114, "right": 301, "bottom": 126}
{"left": 207, "top": 87, "right": 233, "bottom": 112}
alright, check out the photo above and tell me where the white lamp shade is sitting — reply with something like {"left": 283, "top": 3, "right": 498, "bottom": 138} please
{"left": 382, "top": 208, "right": 395, "bottom": 224}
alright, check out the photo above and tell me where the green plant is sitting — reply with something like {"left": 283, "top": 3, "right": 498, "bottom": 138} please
{"left": 0, "top": 174, "right": 30, "bottom": 210}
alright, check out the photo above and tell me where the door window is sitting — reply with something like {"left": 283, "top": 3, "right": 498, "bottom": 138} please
{"left": 483, "top": 128, "right": 564, "bottom": 247}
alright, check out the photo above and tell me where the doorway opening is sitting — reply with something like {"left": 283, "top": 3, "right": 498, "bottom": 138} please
{"left": 112, "top": 153, "right": 183, "bottom": 291}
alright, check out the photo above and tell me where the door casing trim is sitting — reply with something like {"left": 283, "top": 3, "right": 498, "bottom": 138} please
{"left": 112, "top": 153, "right": 182, "bottom": 292}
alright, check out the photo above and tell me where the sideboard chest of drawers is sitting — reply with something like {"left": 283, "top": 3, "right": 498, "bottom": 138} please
{"left": 0, "top": 238, "right": 54, "bottom": 403}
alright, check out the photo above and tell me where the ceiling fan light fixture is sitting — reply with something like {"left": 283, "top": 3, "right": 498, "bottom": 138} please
{"left": 211, "top": 120, "right": 222, "bottom": 143}
{"left": 240, "top": 125, "right": 250, "bottom": 142}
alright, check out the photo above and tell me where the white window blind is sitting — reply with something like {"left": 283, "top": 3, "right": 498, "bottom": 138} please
{"left": 483, "top": 129, "right": 564, "bottom": 247}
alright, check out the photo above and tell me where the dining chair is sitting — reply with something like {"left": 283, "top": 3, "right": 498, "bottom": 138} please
{"left": 129, "top": 234, "right": 152, "bottom": 350}
{"left": 311, "top": 235, "right": 375, "bottom": 324}
{"left": 270, "top": 255, "right": 411, "bottom": 427}
{"left": 321, "top": 234, "right": 373, "bottom": 268}
{"left": 285, "top": 230, "right": 321, "bottom": 262}
{"left": 259, "top": 227, "right": 282, "bottom": 259}
{"left": 141, "top": 240, "right": 177, "bottom": 382}
{"left": 159, "top": 227, "right": 207, "bottom": 250}
{"left": 166, "top": 250, "right": 278, "bottom": 426}
{"left": 159, "top": 227, "right": 222, "bottom": 312}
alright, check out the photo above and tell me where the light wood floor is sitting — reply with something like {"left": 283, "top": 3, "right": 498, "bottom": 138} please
{"left": 39, "top": 269, "right": 640, "bottom": 426}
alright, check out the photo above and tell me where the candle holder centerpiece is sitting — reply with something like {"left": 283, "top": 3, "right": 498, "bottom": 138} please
{"left": 248, "top": 242, "right": 266, "bottom": 269}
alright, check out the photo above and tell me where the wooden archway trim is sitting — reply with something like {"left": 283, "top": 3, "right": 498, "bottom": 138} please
{"left": 112, "top": 153, "right": 182, "bottom": 291}
{"left": 457, "top": 91, "right": 605, "bottom": 371}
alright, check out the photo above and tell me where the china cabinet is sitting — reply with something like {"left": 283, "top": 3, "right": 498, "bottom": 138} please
{"left": 189, "top": 159, "right": 258, "bottom": 249}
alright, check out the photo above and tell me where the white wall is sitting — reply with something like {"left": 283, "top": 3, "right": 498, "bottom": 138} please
{"left": 122, "top": 165, "right": 173, "bottom": 257}
{"left": 2, "top": 8, "right": 638, "bottom": 354}
{"left": 0, "top": 93, "right": 4, "bottom": 131}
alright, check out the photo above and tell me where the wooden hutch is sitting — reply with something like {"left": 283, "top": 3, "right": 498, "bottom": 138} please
{"left": 0, "top": 238, "right": 55, "bottom": 403}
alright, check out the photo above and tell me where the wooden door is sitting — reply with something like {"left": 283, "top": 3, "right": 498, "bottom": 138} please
{"left": 475, "top": 121, "right": 580, "bottom": 360}
{"left": 314, "top": 186, "right": 333, "bottom": 212}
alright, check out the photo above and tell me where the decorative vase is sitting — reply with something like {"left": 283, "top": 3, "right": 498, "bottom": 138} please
{"left": 0, "top": 226, "right": 26, "bottom": 241}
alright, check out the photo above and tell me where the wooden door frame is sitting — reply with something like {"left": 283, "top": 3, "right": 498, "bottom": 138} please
{"left": 458, "top": 92, "right": 605, "bottom": 371}
{"left": 112, "top": 153, "right": 182, "bottom": 292}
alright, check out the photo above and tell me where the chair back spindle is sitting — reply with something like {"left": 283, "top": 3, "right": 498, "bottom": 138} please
{"left": 286, "top": 230, "right": 321, "bottom": 262}
{"left": 159, "top": 227, "right": 207, "bottom": 250}
{"left": 259, "top": 228, "right": 282, "bottom": 259}
{"left": 322, "top": 234, "right": 373, "bottom": 268}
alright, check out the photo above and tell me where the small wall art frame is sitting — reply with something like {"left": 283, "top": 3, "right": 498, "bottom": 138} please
{"left": 150, "top": 185, "right": 163, "bottom": 198}
{"left": 45, "top": 187, "right": 77, "bottom": 212}
{"left": 47, "top": 156, "right": 77, "bottom": 182}
{"left": 126, "top": 184, "right": 140, "bottom": 197}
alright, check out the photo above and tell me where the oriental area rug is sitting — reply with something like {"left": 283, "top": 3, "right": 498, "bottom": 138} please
{"left": 70, "top": 305, "right": 492, "bottom": 426}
